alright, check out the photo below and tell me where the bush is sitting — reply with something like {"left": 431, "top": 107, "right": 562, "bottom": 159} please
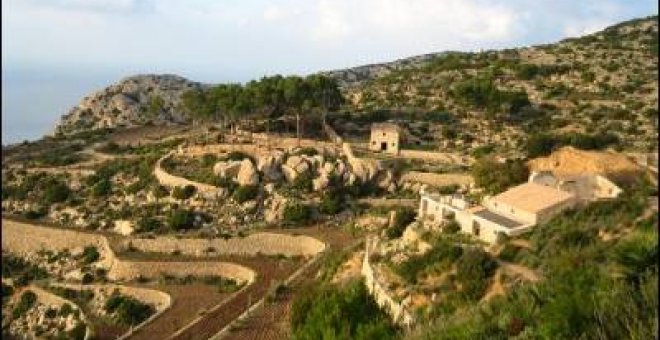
{"left": 42, "top": 182, "right": 71, "bottom": 204}
{"left": 455, "top": 248, "right": 498, "bottom": 300}
{"left": 81, "top": 246, "right": 100, "bottom": 264}
{"left": 167, "top": 209, "right": 196, "bottom": 230}
{"left": 59, "top": 303, "right": 74, "bottom": 317}
{"left": 152, "top": 185, "right": 169, "bottom": 198}
{"left": 104, "top": 292, "right": 155, "bottom": 326}
{"left": 294, "top": 147, "right": 319, "bottom": 156}
{"left": 283, "top": 201, "right": 312, "bottom": 226}
{"left": 136, "top": 217, "right": 161, "bottom": 233}
{"left": 81, "top": 272, "right": 94, "bottom": 284}
{"left": 394, "top": 239, "right": 463, "bottom": 283}
{"left": 443, "top": 220, "right": 461, "bottom": 234}
{"left": 12, "top": 290, "right": 37, "bottom": 319}
{"left": 92, "top": 178, "right": 112, "bottom": 197}
{"left": 172, "top": 185, "right": 196, "bottom": 200}
{"left": 472, "top": 158, "right": 529, "bottom": 195}
{"left": 291, "top": 280, "right": 397, "bottom": 339}
{"left": 232, "top": 185, "right": 259, "bottom": 203}
{"left": 319, "top": 191, "right": 343, "bottom": 215}
{"left": 385, "top": 207, "right": 416, "bottom": 239}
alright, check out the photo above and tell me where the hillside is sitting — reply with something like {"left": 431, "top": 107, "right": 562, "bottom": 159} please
{"left": 54, "top": 74, "right": 205, "bottom": 135}
{"left": 51, "top": 16, "right": 658, "bottom": 155}
{"left": 331, "top": 16, "right": 658, "bottom": 153}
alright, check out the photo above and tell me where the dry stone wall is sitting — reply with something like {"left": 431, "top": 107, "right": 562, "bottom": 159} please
{"left": 124, "top": 233, "right": 325, "bottom": 258}
{"left": 361, "top": 236, "right": 415, "bottom": 327}
{"left": 1, "top": 219, "right": 255, "bottom": 284}
{"left": 400, "top": 171, "right": 473, "bottom": 187}
{"left": 153, "top": 151, "right": 220, "bottom": 194}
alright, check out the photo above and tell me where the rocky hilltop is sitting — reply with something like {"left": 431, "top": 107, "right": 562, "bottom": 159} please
{"left": 320, "top": 52, "right": 448, "bottom": 88}
{"left": 54, "top": 74, "right": 205, "bottom": 135}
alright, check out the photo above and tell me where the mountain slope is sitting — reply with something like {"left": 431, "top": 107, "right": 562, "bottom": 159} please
{"left": 329, "top": 15, "right": 658, "bottom": 152}
{"left": 54, "top": 74, "right": 205, "bottom": 135}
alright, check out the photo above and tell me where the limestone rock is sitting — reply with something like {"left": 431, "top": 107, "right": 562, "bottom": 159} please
{"left": 213, "top": 160, "right": 242, "bottom": 177}
{"left": 313, "top": 175, "right": 330, "bottom": 191}
{"left": 236, "top": 159, "right": 259, "bottom": 186}
{"left": 113, "top": 220, "right": 135, "bottom": 236}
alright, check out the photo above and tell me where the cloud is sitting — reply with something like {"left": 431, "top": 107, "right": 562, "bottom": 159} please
{"left": 25, "top": 0, "right": 154, "bottom": 14}
{"left": 2, "top": 0, "right": 657, "bottom": 78}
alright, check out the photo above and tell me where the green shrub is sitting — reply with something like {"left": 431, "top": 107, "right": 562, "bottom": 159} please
{"left": 443, "top": 221, "right": 461, "bottom": 234}
{"left": 81, "top": 273, "right": 94, "bottom": 284}
{"left": 67, "top": 322, "right": 87, "bottom": 340}
{"left": 385, "top": 207, "right": 416, "bottom": 239}
{"left": 291, "top": 280, "right": 397, "bottom": 339}
{"left": 92, "top": 178, "right": 112, "bottom": 197}
{"left": 1, "top": 282, "right": 14, "bottom": 302}
{"left": 172, "top": 185, "right": 196, "bottom": 200}
{"left": 472, "top": 158, "right": 529, "bottom": 195}
{"left": 59, "top": 303, "right": 74, "bottom": 317}
{"left": 394, "top": 239, "right": 463, "bottom": 283}
{"left": 81, "top": 246, "right": 100, "bottom": 264}
{"left": 283, "top": 201, "right": 312, "bottom": 226}
{"left": 319, "top": 191, "right": 343, "bottom": 215}
{"left": 12, "top": 290, "right": 37, "bottom": 319}
{"left": 455, "top": 248, "right": 498, "bottom": 300}
{"left": 233, "top": 185, "right": 259, "bottom": 203}
{"left": 167, "top": 209, "right": 196, "bottom": 230}
{"left": 42, "top": 182, "right": 71, "bottom": 204}
{"left": 136, "top": 217, "right": 162, "bottom": 233}
{"left": 104, "top": 292, "right": 155, "bottom": 326}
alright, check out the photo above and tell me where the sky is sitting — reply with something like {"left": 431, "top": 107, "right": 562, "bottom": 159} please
{"left": 2, "top": 0, "right": 658, "bottom": 144}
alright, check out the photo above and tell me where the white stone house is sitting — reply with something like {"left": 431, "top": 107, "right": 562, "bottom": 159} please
{"left": 369, "top": 123, "right": 401, "bottom": 155}
{"left": 417, "top": 171, "right": 623, "bottom": 243}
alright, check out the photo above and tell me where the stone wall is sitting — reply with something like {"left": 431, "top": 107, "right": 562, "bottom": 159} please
{"left": 322, "top": 122, "right": 343, "bottom": 145}
{"left": 401, "top": 171, "right": 473, "bottom": 187}
{"left": 1, "top": 219, "right": 255, "bottom": 285}
{"left": 123, "top": 233, "right": 326, "bottom": 258}
{"left": 361, "top": 236, "right": 415, "bottom": 327}
{"left": 398, "top": 150, "right": 472, "bottom": 165}
{"left": 153, "top": 151, "right": 220, "bottom": 194}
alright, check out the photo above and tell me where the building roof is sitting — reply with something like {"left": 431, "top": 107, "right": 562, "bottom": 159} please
{"left": 371, "top": 123, "right": 401, "bottom": 134}
{"left": 473, "top": 209, "right": 524, "bottom": 229}
{"left": 490, "top": 182, "right": 575, "bottom": 214}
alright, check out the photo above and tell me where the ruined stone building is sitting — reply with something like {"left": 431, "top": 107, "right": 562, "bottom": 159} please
{"left": 369, "top": 123, "right": 401, "bottom": 155}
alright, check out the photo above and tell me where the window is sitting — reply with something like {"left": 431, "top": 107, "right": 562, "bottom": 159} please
{"left": 382, "top": 132, "right": 386, "bottom": 136}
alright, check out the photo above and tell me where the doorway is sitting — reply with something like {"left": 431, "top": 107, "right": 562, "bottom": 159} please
{"left": 472, "top": 221, "right": 481, "bottom": 236}
{"left": 380, "top": 142, "right": 387, "bottom": 151}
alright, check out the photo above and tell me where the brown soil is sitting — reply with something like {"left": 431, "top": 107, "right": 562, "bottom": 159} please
{"left": 128, "top": 284, "right": 234, "bottom": 340}
{"left": 166, "top": 256, "right": 302, "bottom": 340}
{"left": 528, "top": 146, "right": 644, "bottom": 184}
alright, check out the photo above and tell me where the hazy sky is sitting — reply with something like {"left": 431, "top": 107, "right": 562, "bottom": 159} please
{"left": 2, "top": 0, "right": 657, "bottom": 144}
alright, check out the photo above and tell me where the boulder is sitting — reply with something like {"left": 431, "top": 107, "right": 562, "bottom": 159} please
{"left": 213, "top": 160, "right": 242, "bottom": 177}
{"left": 313, "top": 175, "right": 330, "bottom": 191}
{"left": 236, "top": 159, "right": 259, "bottom": 186}
{"left": 265, "top": 194, "right": 288, "bottom": 223}
{"left": 281, "top": 164, "right": 298, "bottom": 182}
{"left": 113, "top": 220, "right": 134, "bottom": 236}
{"left": 322, "top": 162, "right": 335, "bottom": 175}
{"left": 257, "top": 154, "right": 282, "bottom": 182}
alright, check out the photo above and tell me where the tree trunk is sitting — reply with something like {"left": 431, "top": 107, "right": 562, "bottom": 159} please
{"left": 296, "top": 113, "right": 301, "bottom": 147}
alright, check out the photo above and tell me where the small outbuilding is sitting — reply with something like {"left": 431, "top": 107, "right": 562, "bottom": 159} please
{"left": 369, "top": 123, "right": 401, "bottom": 155}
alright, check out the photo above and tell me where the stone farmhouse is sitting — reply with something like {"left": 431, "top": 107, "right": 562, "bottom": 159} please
{"left": 369, "top": 123, "right": 402, "bottom": 155}
{"left": 418, "top": 171, "right": 622, "bottom": 243}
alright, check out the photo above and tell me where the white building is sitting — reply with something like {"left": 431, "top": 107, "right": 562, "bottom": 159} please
{"left": 418, "top": 172, "right": 622, "bottom": 244}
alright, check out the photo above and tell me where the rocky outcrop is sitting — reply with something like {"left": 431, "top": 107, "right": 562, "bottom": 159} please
{"left": 236, "top": 159, "right": 259, "bottom": 186}
{"left": 54, "top": 74, "right": 205, "bottom": 135}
